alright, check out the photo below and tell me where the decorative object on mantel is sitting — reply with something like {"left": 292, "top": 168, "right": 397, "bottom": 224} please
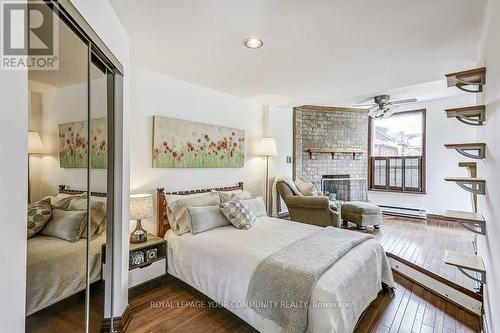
{"left": 445, "top": 105, "right": 485, "bottom": 126}
{"left": 58, "top": 118, "right": 107, "bottom": 169}
{"left": 305, "top": 147, "right": 365, "bottom": 159}
{"left": 257, "top": 137, "right": 277, "bottom": 213}
{"left": 130, "top": 193, "right": 153, "bottom": 243}
{"left": 152, "top": 116, "right": 245, "bottom": 168}
{"left": 352, "top": 94, "right": 418, "bottom": 118}
{"left": 28, "top": 131, "right": 45, "bottom": 203}
{"left": 445, "top": 67, "right": 486, "bottom": 93}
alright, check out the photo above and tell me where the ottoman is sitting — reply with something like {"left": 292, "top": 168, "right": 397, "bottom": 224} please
{"left": 341, "top": 202, "right": 382, "bottom": 229}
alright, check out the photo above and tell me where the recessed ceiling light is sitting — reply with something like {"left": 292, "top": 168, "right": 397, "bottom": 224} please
{"left": 244, "top": 38, "right": 263, "bottom": 49}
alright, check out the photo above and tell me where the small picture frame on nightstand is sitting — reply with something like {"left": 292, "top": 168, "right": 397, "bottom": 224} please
{"left": 145, "top": 248, "right": 158, "bottom": 262}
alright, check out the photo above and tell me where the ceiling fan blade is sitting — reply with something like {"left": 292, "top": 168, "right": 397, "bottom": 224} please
{"left": 352, "top": 103, "right": 377, "bottom": 108}
{"left": 389, "top": 98, "right": 418, "bottom": 105}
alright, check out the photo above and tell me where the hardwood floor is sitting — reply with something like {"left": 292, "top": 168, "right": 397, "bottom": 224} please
{"left": 26, "top": 217, "right": 481, "bottom": 333}
{"left": 350, "top": 216, "right": 478, "bottom": 291}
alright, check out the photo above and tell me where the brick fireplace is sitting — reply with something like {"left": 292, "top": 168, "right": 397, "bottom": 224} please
{"left": 293, "top": 105, "right": 369, "bottom": 202}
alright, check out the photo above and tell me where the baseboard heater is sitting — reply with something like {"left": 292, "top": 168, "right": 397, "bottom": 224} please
{"left": 378, "top": 205, "right": 426, "bottom": 219}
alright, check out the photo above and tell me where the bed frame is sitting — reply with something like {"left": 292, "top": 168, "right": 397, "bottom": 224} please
{"left": 58, "top": 184, "right": 107, "bottom": 197}
{"left": 156, "top": 182, "right": 244, "bottom": 238}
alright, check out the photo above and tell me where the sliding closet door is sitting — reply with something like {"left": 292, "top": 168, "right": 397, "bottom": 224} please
{"left": 26, "top": 2, "right": 90, "bottom": 331}
{"left": 87, "top": 57, "right": 110, "bottom": 332}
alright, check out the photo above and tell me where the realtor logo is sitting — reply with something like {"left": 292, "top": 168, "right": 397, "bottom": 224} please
{"left": 1, "top": 1, "right": 59, "bottom": 70}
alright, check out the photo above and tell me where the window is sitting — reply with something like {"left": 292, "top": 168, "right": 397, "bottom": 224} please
{"left": 368, "top": 110, "right": 426, "bottom": 193}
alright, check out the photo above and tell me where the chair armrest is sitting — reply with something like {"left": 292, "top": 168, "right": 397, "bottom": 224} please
{"left": 286, "top": 196, "right": 330, "bottom": 209}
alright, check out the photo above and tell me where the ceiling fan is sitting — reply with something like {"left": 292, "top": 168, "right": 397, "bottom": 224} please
{"left": 353, "top": 95, "right": 418, "bottom": 118}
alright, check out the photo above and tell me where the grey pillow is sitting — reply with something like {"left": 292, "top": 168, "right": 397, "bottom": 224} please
{"left": 188, "top": 205, "right": 230, "bottom": 235}
{"left": 41, "top": 209, "right": 87, "bottom": 242}
{"left": 220, "top": 198, "right": 256, "bottom": 230}
{"left": 67, "top": 197, "right": 107, "bottom": 238}
{"left": 242, "top": 197, "right": 267, "bottom": 217}
{"left": 27, "top": 198, "right": 52, "bottom": 239}
{"left": 169, "top": 192, "right": 220, "bottom": 235}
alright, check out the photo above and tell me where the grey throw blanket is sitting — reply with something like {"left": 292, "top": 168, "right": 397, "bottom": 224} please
{"left": 247, "top": 227, "right": 372, "bottom": 333}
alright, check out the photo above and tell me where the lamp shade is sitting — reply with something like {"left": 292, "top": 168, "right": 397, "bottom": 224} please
{"left": 130, "top": 194, "right": 153, "bottom": 220}
{"left": 28, "top": 131, "right": 45, "bottom": 154}
{"left": 257, "top": 137, "right": 277, "bottom": 156}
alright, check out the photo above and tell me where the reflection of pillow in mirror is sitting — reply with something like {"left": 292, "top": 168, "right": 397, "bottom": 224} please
{"left": 46, "top": 196, "right": 73, "bottom": 210}
{"left": 67, "top": 198, "right": 107, "bottom": 238}
{"left": 27, "top": 198, "right": 52, "bottom": 238}
{"left": 41, "top": 209, "right": 87, "bottom": 242}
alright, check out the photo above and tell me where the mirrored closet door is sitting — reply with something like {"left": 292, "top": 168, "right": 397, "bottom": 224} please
{"left": 25, "top": 1, "right": 122, "bottom": 332}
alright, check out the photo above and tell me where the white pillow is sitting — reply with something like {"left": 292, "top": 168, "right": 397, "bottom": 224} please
{"left": 167, "top": 192, "right": 220, "bottom": 235}
{"left": 213, "top": 190, "right": 252, "bottom": 203}
{"left": 294, "top": 177, "right": 318, "bottom": 196}
{"left": 242, "top": 197, "right": 267, "bottom": 217}
{"left": 188, "top": 205, "right": 230, "bottom": 235}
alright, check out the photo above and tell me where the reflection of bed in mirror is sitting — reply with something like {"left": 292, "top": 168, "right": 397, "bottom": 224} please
{"left": 26, "top": 186, "right": 107, "bottom": 316}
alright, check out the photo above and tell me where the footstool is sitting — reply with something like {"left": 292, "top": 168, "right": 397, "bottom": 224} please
{"left": 341, "top": 202, "right": 382, "bottom": 229}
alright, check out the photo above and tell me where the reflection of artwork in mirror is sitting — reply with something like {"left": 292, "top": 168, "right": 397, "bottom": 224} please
{"left": 153, "top": 116, "right": 245, "bottom": 168}
{"left": 58, "top": 118, "right": 107, "bottom": 168}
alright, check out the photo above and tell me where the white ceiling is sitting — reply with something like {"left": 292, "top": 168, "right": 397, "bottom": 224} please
{"left": 109, "top": 0, "right": 486, "bottom": 106}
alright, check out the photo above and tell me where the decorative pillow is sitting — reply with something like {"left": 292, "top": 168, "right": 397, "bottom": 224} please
{"left": 168, "top": 192, "right": 220, "bottom": 235}
{"left": 220, "top": 198, "right": 256, "bottom": 230}
{"left": 46, "top": 195, "right": 74, "bottom": 210}
{"left": 27, "top": 198, "right": 52, "bottom": 239}
{"left": 188, "top": 205, "right": 230, "bottom": 235}
{"left": 215, "top": 190, "right": 253, "bottom": 203}
{"left": 242, "top": 197, "right": 267, "bottom": 217}
{"left": 41, "top": 209, "right": 87, "bottom": 242}
{"left": 294, "top": 177, "right": 318, "bottom": 196}
{"left": 67, "top": 197, "right": 107, "bottom": 238}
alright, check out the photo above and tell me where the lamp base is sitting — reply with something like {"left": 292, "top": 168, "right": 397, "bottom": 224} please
{"left": 130, "top": 219, "right": 147, "bottom": 243}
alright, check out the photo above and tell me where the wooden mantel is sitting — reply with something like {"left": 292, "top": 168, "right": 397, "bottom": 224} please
{"left": 305, "top": 147, "right": 366, "bottom": 159}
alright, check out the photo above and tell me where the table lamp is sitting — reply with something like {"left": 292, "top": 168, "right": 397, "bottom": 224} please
{"left": 130, "top": 193, "right": 153, "bottom": 243}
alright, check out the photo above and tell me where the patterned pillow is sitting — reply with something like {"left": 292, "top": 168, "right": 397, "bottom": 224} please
{"left": 27, "top": 198, "right": 52, "bottom": 238}
{"left": 219, "top": 198, "right": 256, "bottom": 230}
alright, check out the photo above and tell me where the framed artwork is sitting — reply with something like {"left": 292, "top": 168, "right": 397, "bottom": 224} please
{"left": 153, "top": 116, "right": 245, "bottom": 168}
{"left": 58, "top": 118, "right": 107, "bottom": 169}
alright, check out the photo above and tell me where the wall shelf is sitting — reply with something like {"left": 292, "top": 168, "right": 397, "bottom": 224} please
{"left": 445, "top": 105, "right": 485, "bottom": 126}
{"left": 305, "top": 147, "right": 365, "bottom": 159}
{"left": 445, "top": 67, "right": 486, "bottom": 93}
{"left": 445, "top": 250, "right": 486, "bottom": 284}
{"left": 445, "top": 177, "right": 486, "bottom": 195}
{"left": 444, "top": 143, "right": 486, "bottom": 159}
{"left": 443, "top": 210, "right": 486, "bottom": 235}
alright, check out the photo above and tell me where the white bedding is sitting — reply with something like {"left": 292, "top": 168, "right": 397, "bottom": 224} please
{"left": 166, "top": 216, "right": 394, "bottom": 333}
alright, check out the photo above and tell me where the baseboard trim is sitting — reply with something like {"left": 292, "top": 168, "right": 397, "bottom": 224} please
{"left": 426, "top": 213, "right": 459, "bottom": 222}
{"left": 100, "top": 305, "right": 132, "bottom": 333}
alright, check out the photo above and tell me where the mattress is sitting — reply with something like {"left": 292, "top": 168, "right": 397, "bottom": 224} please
{"left": 165, "top": 216, "right": 394, "bottom": 333}
{"left": 26, "top": 234, "right": 105, "bottom": 315}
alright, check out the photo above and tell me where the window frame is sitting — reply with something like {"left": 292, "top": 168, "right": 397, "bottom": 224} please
{"left": 368, "top": 109, "right": 427, "bottom": 194}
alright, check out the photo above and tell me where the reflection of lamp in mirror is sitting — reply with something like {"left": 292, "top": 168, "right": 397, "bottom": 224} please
{"left": 28, "top": 131, "right": 45, "bottom": 203}
{"left": 257, "top": 137, "right": 277, "bottom": 213}
{"left": 130, "top": 194, "right": 153, "bottom": 243}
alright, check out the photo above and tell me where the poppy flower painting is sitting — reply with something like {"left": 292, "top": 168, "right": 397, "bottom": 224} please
{"left": 153, "top": 116, "right": 245, "bottom": 168}
{"left": 58, "top": 118, "right": 107, "bottom": 169}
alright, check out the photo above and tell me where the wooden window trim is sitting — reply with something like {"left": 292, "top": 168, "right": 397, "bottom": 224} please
{"left": 368, "top": 109, "right": 426, "bottom": 194}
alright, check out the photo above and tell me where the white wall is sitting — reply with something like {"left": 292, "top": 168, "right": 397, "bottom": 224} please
{"left": 0, "top": 47, "right": 28, "bottom": 333}
{"left": 476, "top": 0, "right": 500, "bottom": 331}
{"left": 368, "top": 94, "right": 477, "bottom": 214}
{"left": 130, "top": 66, "right": 265, "bottom": 234}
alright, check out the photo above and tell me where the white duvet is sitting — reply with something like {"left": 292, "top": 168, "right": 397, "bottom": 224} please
{"left": 166, "top": 216, "right": 394, "bottom": 333}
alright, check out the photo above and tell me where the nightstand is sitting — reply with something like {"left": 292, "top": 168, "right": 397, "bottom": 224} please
{"left": 102, "top": 234, "right": 167, "bottom": 288}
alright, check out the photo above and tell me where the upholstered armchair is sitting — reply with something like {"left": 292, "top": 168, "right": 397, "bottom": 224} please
{"left": 276, "top": 181, "right": 340, "bottom": 227}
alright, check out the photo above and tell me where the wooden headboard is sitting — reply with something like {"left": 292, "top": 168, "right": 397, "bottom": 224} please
{"left": 156, "top": 182, "right": 244, "bottom": 238}
{"left": 58, "top": 185, "right": 107, "bottom": 198}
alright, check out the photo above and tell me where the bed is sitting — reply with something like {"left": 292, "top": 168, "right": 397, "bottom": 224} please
{"left": 26, "top": 186, "right": 107, "bottom": 316}
{"left": 157, "top": 183, "right": 395, "bottom": 333}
